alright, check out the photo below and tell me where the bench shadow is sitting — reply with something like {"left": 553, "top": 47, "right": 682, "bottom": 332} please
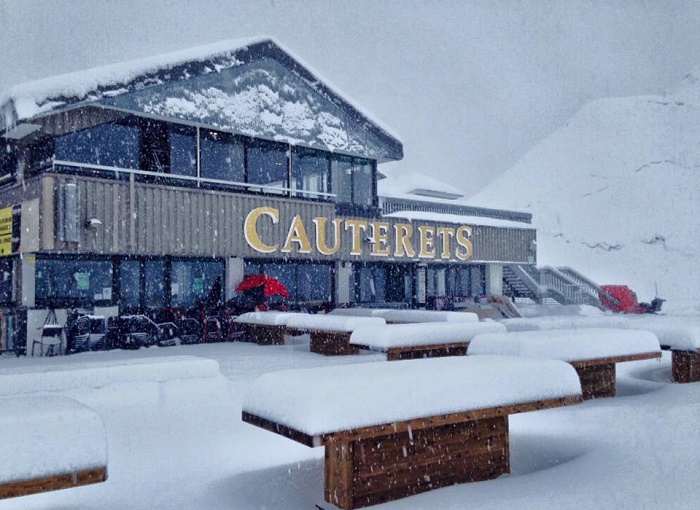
{"left": 510, "top": 432, "right": 590, "bottom": 477}
{"left": 208, "top": 458, "right": 323, "bottom": 510}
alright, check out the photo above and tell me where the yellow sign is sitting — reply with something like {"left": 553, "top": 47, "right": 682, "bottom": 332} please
{"left": 244, "top": 207, "right": 473, "bottom": 261}
{"left": 0, "top": 206, "right": 13, "bottom": 255}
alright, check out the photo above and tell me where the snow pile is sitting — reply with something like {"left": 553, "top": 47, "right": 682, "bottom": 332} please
{"left": 350, "top": 321, "right": 506, "bottom": 350}
{"left": 234, "top": 311, "right": 308, "bottom": 326}
{"left": 284, "top": 314, "right": 384, "bottom": 332}
{"left": 0, "top": 395, "right": 107, "bottom": 484}
{"left": 470, "top": 73, "right": 700, "bottom": 310}
{"left": 379, "top": 309, "right": 479, "bottom": 323}
{"left": 503, "top": 313, "right": 700, "bottom": 350}
{"left": 0, "top": 356, "right": 222, "bottom": 396}
{"left": 468, "top": 328, "right": 660, "bottom": 362}
{"left": 243, "top": 355, "right": 581, "bottom": 436}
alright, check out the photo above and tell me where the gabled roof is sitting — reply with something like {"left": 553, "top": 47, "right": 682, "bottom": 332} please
{"left": 1, "top": 37, "right": 402, "bottom": 161}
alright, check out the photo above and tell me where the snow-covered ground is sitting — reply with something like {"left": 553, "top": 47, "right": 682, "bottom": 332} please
{"left": 1, "top": 310, "right": 699, "bottom": 510}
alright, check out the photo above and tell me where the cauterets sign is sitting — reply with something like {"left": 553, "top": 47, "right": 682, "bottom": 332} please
{"left": 244, "top": 206, "right": 474, "bottom": 261}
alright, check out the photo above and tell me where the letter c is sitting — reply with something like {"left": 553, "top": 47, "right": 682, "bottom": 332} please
{"left": 244, "top": 207, "right": 280, "bottom": 253}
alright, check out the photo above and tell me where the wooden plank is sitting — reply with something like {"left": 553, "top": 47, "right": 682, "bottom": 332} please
{"left": 385, "top": 342, "right": 468, "bottom": 361}
{"left": 0, "top": 466, "right": 107, "bottom": 500}
{"left": 310, "top": 331, "right": 359, "bottom": 356}
{"left": 574, "top": 363, "right": 616, "bottom": 399}
{"left": 672, "top": 349, "right": 700, "bottom": 383}
{"left": 244, "top": 324, "right": 286, "bottom": 345}
{"left": 569, "top": 351, "right": 661, "bottom": 368}
{"left": 325, "top": 440, "right": 354, "bottom": 510}
{"left": 242, "top": 394, "right": 582, "bottom": 447}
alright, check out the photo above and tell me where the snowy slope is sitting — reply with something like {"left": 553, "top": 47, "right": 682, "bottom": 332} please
{"left": 470, "top": 72, "right": 700, "bottom": 312}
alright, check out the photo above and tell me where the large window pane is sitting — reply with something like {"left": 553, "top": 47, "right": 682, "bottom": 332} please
{"left": 119, "top": 260, "right": 141, "bottom": 310}
{"left": 171, "top": 259, "right": 224, "bottom": 308}
{"left": 297, "top": 264, "right": 332, "bottom": 301}
{"left": 201, "top": 132, "right": 244, "bottom": 183}
{"left": 353, "top": 160, "right": 373, "bottom": 206}
{"left": 247, "top": 141, "right": 287, "bottom": 193}
{"left": 359, "top": 265, "right": 386, "bottom": 302}
{"left": 331, "top": 157, "right": 352, "bottom": 203}
{"left": 144, "top": 260, "right": 166, "bottom": 309}
{"left": 292, "top": 149, "right": 329, "bottom": 198}
{"left": 55, "top": 123, "right": 140, "bottom": 169}
{"left": 36, "top": 258, "right": 113, "bottom": 306}
{"left": 0, "top": 257, "right": 13, "bottom": 304}
{"left": 170, "top": 130, "right": 197, "bottom": 177}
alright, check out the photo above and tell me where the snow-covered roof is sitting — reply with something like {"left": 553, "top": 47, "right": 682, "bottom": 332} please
{"left": 469, "top": 328, "right": 661, "bottom": 362}
{"left": 378, "top": 167, "right": 465, "bottom": 200}
{"left": 1, "top": 37, "right": 402, "bottom": 161}
{"left": 284, "top": 314, "right": 385, "bottom": 332}
{"left": 242, "top": 355, "right": 582, "bottom": 437}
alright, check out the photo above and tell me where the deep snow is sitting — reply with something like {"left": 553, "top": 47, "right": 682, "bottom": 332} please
{"left": 0, "top": 311, "right": 699, "bottom": 510}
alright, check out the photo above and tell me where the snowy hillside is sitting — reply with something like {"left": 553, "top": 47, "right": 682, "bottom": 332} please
{"left": 470, "top": 72, "right": 700, "bottom": 312}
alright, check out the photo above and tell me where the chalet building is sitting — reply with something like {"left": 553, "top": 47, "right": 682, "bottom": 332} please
{"left": 0, "top": 38, "right": 536, "bottom": 354}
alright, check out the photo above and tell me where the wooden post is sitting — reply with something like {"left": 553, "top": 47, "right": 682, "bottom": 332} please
{"left": 310, "top": 331, "right": 359, "bottom": 356}
{"left": 573, "top": 363, "right": 616, "bottom": 399}
{"left": 672, "top": 350, "right": 700, "bottom": 383}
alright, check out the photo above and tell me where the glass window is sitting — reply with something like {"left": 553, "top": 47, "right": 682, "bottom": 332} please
{"left": 171, "top": 259, "right": 224, "bottom": 308}
{"left": 170, "top": 129, "right": 197, "bottom": 177}
{"left": 55, "top": 123, "right": 140, "bottom": 169}
{"left": 247, "top": 141, "right": 287, "bottom": 193}
{"left": 353, "top": 160, "right": 373, "bottom": 206}
{"left": 119, "top": 260, "right": 141, "bottom": 310}
{"left": 0, "top": 140, "right": 17, "bottom": 183}
{"left": 200, "top": 131, "right": 244, "bottom": 183}
{"left": 36, "top": 258, "right": 113, "bottom": 306}
{"left": 297, "top": 264, "right": 332, "bottom": 301}
{"left": 144, "top": 260, "right": 166, "bottom": 309}
{"left": 358, "top": 265, "right": 386, "bottom": 303}
{"left": 291, "top": 149, "right": 329, "bottom": 199}
{"left": 0, "top": 257, "right": 13, "bottom": 304}
{"left": 331, "top": 157, "right": 352, "bottom": 203}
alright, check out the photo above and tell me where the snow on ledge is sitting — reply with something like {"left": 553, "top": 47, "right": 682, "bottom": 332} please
{"left": 0, "top": 395, "right": 107, "bottom": 484}
{"left": 284, "top": 314, "right": 385, "bottom": 332}
{"left": 234, "top": 311, "right": 310, "bottom": 326}
{"left": 468, "top": 328, "right": 661, "bottom": 362}
{"left": 0, "top": 355, "right": 222, "bottom": 397}
{"left": 378, "top": 309, "right": 479, "bottom": 323}
{"left": 243, "top": 355, "right": 581, "bottom": 437}
{"left": 350, "top": 322, "right": 507, "bottom": 349}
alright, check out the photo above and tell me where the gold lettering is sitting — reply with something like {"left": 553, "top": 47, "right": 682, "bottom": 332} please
{"left": 282, "top": 215, "right": 312, "bottom": 253}
{"left": 370, "top": 222, "right": 391, "bottom": 257}
{"left": 313, "top": 217, "right": 342, "bottom": 256}
{"left": 418, "top": 225, "right": 436, "bottom": 258}
{"left": 344, "top": 219, "right": 368, "bottom": 256}
{"left": 436, "top": 226, "right": 455, "bottom": 259}
{"left": 455, "top": 226, "right": 474, "bottom": 261}
{"left": 244, "top": 207, "right": 279, "bottom": 254}
{"left": 393, "top": 223, "right": 415, "bottom": 258}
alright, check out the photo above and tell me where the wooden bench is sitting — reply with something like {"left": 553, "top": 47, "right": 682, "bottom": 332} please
{"left": 284, "top": 315, "right": 386, "bottom": 356}
{"left": 233, "top": 312, "right": 307, "bottom": 345}
{"left": 242, "top": 356, "right": 582, "bottom": 509}
{"left": 0, "top": 396, "right": 107, "bottom": 500}
{"left": 468, "top": 328, "right": 662, "bottom": 399}
{"left": 671, "top": 349, "right": 700, "bottom": 383}
{"left": 350, "top": 321, "right": 507, "bottom": 361}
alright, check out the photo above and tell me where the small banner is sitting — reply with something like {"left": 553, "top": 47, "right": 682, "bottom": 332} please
{"left": 0, "top": 205, "right": 19, "bottom": 255}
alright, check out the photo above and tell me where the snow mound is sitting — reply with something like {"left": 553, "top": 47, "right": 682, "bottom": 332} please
{"left": 470, "top": 73, "right": 700, "bottom": 308}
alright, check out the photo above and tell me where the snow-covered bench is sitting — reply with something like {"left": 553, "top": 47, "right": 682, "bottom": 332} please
{"left": 242, "top": 356, "right": 582, "bottom": 510}
{"left": 656, "top": 327, "right": 700, "bottom": 383}
{"left": 376, "top": 309, "right": 479, "bottom": 324}
{"left": 284, "top": 315, "right": 385, "bottom": 356}
{"left": 468, "top": 328, "right": 661, "bottom": 399}
{"left": 234, "top": 312, "right": 309, "bottom": 345}
{"left": 0, "top": 355, "right": 222, "bottom": 397}
{"left": 350, "top": 321, "right": 507, "bottom": 361}
{"left": 0, "top": 396, "right": 107, "bottom": 500}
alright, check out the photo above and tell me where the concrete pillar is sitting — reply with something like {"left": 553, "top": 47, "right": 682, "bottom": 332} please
{"left": 226, "top": 257, "right": 245, "bottom": 301}
{"left": 485, "top": 264, "right": 503, "bottom": 297}
{"left": 335, "top": 261, "right": 351, "bottom": 306}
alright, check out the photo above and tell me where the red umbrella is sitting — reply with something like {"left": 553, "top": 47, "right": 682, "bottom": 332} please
{"left": 235, "top": 274, "right": 290, "bottom": 299}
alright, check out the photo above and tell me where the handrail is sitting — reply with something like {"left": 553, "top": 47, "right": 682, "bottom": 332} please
{"left": 556, "top": 266, "right": 620, "bottom": 306}
{"left": 51, "top": 159, "right": 337, "bottom": 199}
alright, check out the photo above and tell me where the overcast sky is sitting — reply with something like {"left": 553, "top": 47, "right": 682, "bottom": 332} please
{"left": 1, "top": 0, "right": 698, "bottom": 195}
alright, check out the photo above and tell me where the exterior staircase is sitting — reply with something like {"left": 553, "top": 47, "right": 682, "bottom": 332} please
{"left": 503, "top": 265, "right": 620, "bottom": 309}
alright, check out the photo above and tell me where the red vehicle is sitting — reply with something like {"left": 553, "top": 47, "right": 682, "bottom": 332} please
{"left": 599, "top": 285, "right": 664, "bottom": 314}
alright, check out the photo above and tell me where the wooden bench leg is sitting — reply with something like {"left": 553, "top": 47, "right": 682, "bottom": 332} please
{"left": 324, "top": 416, "right": 510, "bottom": 509}
{"left": 574, "top": 363, "right": 616, "bottom": 399}
{"left": 672, "top": 350, "right": 700, "bottom": 383}
{"left": 310, "top": 332, "right": 359, "bottom": 356}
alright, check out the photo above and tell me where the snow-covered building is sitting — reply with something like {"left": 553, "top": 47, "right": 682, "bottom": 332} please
{"left": 0, "top": 37, "right": 535, "bottom": 354}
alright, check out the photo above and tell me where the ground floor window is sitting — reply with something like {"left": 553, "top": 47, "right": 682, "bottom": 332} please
{"left": 35, "top": 256, "right": 114, "bottom": 307}
{"left": 352, "top": 263, "right": 413, "bottom": 305}
{"left": 244, "top": 261, "right": 333, "bottom": 303}
{"left": 0, "top": 257, "right": 15, "bottom": 305}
